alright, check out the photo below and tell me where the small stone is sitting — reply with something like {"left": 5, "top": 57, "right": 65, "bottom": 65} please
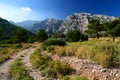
{"left": 100, "top": 68, "right": 106, "bottom": 72}
{"left": 74, "top": 60, "right": 80, "bottom": 63}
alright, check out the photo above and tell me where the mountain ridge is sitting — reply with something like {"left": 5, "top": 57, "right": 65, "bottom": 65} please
{"left": 10, "top": 13, "right": 116, "bottom": 34}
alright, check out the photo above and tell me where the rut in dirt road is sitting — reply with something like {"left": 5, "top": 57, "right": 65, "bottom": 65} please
{"left": 21, "top": 48, "right": 44, "bottom": 80}
{"left": 0, "top": 47, "right": 35, "bottom": 80}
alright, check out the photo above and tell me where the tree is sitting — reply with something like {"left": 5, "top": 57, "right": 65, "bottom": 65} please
{"left": 13, "top": 27, "right": 28, "bottom": 43}
{"left": 66, "top": 30, "right": 81, "bottom": 42}
{"left": 103, "top": 18, "right": 120, "bottom": 42}
{"left": 0, "top": 26, "right": 2, "bottom": 38}
{"left": 80, "top": 34, "right": 88, "bottom": 41}
{"left": 37, "top": 29, "right": 48, "bottom": 42}
{"left": 52, "top": 33, "right": 66, "bottom": 39}
{"left": 86, "top": 19, "right": 103, "bottom": 39}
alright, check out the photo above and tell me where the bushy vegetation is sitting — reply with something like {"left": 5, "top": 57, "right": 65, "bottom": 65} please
{"left": 30, "top": 49, "right": 73, "bottom": 79}
{"left": 0, "top": 18, "right": 36, "bottom": 44}
{"left": 42, "top": 38, "right": 66, "bottom": 50}
{"left": 9, "top": 59, "right": 32, "bottom": 80}
{"left": 46, "top": 46, "right": 54, "bottom": 53}
{"left": 66, "top": 30, "right": 81, "bottom": 42}
{"left": 36, "top": 29, "right": 48, "bottom": 42}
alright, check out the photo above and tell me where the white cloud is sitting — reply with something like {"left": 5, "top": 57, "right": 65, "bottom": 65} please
{"left": 21, "top": 7, "right": 31, "bottom": 12}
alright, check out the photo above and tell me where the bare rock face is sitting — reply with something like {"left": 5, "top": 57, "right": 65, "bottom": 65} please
{"left": 30, "top": 19, "right": 63, "bottom": 34}
{"left": 59, "top": 13, "right": 115, "bottom": 33}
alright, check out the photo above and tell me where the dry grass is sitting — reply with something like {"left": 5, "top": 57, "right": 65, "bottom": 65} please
{"left": 65, "top": 46, "right": 76, "bottom": 56}
{"left": 54, "top": 46, "right": 65, "bottom": 57}
{"left": 93, "top": 53, "right": 111, "bottom": 67}
{"left": 75, "top": 45, "right": 93, "bottom": 60}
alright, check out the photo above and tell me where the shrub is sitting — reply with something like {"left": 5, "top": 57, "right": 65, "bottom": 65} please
{"left": 46, "top": 46, "right": 54, "bottom": 53}
{"left": 9, "top": 59, "right": 32, "bottom": 80}
{"left": 66, "top": 30, "right": 81, "bottom": 42}
{"left": 36, "top": 29, "right": 48, "bottom": 42}
{"left": 81, "top": 34, "right": 88, "bottom": 41}
{"left": 42, "top": 38, "right": 66, "bottom": 50}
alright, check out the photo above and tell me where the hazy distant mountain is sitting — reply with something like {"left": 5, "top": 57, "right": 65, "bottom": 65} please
{"left": 30, "top": 19, "right": 63, "bottom": 34}
{"left": 59, "top": 13, "right": 115, "bottom": 33}
{"left": 16, "top": 20, "right": 39, "bottom": 30}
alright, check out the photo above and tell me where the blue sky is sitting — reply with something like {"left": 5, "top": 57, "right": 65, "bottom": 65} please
{"left": 0, "top": 0, "right": 120, "bottom": 22}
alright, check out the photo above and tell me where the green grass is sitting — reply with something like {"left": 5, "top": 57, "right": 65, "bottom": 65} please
{"left": 9, "top": 59, "right": 32, "bottom": 80}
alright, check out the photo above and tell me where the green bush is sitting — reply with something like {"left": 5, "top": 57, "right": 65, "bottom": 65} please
{"left": 42, "top": 38, "right": 66, "bottom": 50}
{"left": 66, "top": 30, "right": 81, "bottom": 42}
{"left": 46, "top": 46, "right": 54, "bottom": 53}
{"left": 80, "top": 34, "right": 88, "bottom": 41}
{"left": 9, "top": 59, "right": 32, "bottom": 80}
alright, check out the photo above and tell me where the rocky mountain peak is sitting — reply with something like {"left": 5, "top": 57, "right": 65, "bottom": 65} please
{"left": 59, "top": 13, "right": 115, "bottom": 33}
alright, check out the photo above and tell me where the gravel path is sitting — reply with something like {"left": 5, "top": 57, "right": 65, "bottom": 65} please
{"left": 0, "top": 47, "right": 34, "bottom": 80}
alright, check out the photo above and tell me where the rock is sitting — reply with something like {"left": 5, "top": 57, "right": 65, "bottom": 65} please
{"left": 59, "top": 13, "right": 115, "bottom": 33}
{"left": 92, "top": 69, "right": 96, "bottom": 73}
{"left": 100, "top": 68, "right": 107, "bottom": 72}
{"left": 30, "top": 19, "right": 63, "bottom": 34}
{"left": 74, "top": 60, "right": 80, "bottom": 63}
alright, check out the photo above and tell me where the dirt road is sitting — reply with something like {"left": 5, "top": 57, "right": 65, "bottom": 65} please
{"left": 0, "top": 47, "right": 35, "bottom": 80}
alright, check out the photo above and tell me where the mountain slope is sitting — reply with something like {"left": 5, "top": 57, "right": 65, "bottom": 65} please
{"left": 30, "top": 19, "right": 63, "bottom": 34}
{"left": 16, "top": 20, "right": 39, "bottom": 30}
{"left": 59, "top": 13, "right": 115, "bottom": 33}
{"left": 0, "top": 18, "right": 35, "bottom": 43}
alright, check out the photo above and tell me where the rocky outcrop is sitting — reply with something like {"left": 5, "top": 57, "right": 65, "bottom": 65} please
{"left": 30, "top": 19, "right": 63, "bottom": 34}
{"left": 59, "top": 13, "right": 115, "bottom": 33}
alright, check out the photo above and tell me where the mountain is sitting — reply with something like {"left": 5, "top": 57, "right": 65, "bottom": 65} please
{"left": 59, "top": 13, "right": 115, "bottom": 33}
{"left": 30, "top": 19, "right": 63, "bottom": 34}
{"left": 9, "top": 13, "right": 115, "bottom": 34}
{"left": 0, "top": 18, "right": 35, "bottom": 43}
{"left": 16, "top": 20, "right": 39, "bottom": 30}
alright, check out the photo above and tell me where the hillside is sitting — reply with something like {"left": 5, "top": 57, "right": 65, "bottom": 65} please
{"left": 0, "top": 18, "right": 35, "bottom": 43}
